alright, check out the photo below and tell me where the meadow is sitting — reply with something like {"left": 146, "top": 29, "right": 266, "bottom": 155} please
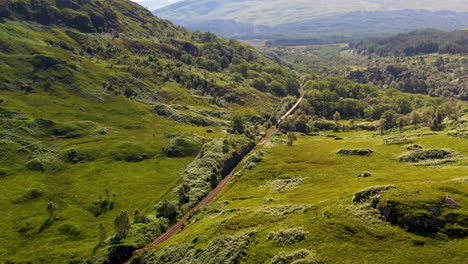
{"left": 136, "top": 129, "right": 467, "bottom": 263}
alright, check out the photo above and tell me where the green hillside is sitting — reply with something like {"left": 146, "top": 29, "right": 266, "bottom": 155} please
{"left": 0, "top": 0, "right": 303, "bottom": 262}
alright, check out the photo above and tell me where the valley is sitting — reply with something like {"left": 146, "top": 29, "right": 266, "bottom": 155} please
{"left": 0, "top": 0, "right": 466, "bottom": 263}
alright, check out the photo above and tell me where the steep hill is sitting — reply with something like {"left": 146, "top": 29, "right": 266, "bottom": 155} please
{"left": 0, "top": 0, "right": 302, "bottom": 262}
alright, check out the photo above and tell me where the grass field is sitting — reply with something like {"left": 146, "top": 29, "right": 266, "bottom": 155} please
{"left": 138, "top": 130, "right": 467, "bottom": 263}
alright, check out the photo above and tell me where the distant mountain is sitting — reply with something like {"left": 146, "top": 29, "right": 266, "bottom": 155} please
{"left": 155, "top": 0, "right": 468, "bottom": 40}
{"left": 156, "top": 0, "right": 468, "bottom": 25}
{"left": 137, "top": 0, "right": 182, "bottom": 11}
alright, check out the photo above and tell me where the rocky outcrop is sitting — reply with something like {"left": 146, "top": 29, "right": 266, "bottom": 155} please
{"left": 377, "top": 196, "right": 466, "bottom": 237}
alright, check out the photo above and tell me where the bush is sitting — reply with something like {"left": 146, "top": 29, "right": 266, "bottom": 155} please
{"left": 406, "top": 144, "right": 423, "bottom": 150}
{"left": 352, "top": 185, "right": 396, "bottom": 202}
{"left": 0, "top": 168, "right": 10, "bottom": 177}
{"left": 268, "top": 227, "right": 308, "bottom": 245}
{"left": 26, "top": 155, "right": 62, "bottom": 172}
{"left": 109, "top": 142, "right": 153, "bottom": 162}
{"left": 50, "top": 121, "right": 97, "bottom": 138}
{"left": 266, "top": 178, "right": 304, "bottom": 192}
{"left": 62, "top": 148, "right": 96, "bottom": 163}
{"left": 138, "top": 230, "right": 257, "bottom": 264}
{"left": 13, "top": 188, "right": 44, "bottom": 203}
{"left": 270, "top": 249, "right": 317, "bottom": 264}
{"left": 257, "top": 204, "right": 310, "bottom": 216}
{"left": 355, "top": 121, "right": 379, "bottom": 131}
{"left": 58, "top": 223, "right": 81, "bottom": 239}
{"left": 163, "top": 137, "right": 200, "bottom": 157}
{"left": 399, "top": 149, "right": 453, "bottom": 163}
{"left": 154, "top": 104, "right": 215, "bottom": 126}
{"left": 311, "top": 120, "right": 335, "bottom": 131}
{"left": 337, "top": 148, "right": 374, "bottom": 156}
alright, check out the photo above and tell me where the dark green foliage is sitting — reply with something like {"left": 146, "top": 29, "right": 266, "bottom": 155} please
{"left": 337, "top": 148, "right": 374, "bottom": 156}
{"left": 406, "top": 144, "right": 423, "bottom": 150}
{"left": 352, "top": 29, "right": 468, "bottom": 56}
{"left": 13, "top": 188, "right": 44, "bottom": 203}
{"left": 352, "top": 185, "right": 396, "bottom": 202}
{"left": 0, "top": 168, "right": 11, "bottom": 177}
{"left": 62, "top": 148, "right": 96, "bottom": 163}
{"left": 114, "top": 210, "right": 131, "bottom": 237}
{"left": 109, "top": 142, "right": 153, "bottom": 162}
{"left": 380, "top": 110, "right": 399, "bottom": 130}
{"left": 163, "top": 137, "right": 201, "bottom": 157}
{"left": 154, "top": 104, "right": 216, "bottom": 127}
{"left": 231, "top": 115, "right": 245, "bottom": 134}
{"left": 399, "top": 149, "right": 453, "bottom": 163}
{"left": 89, "top": 197, "right": 114, "bottom": 217}
{"left": 155, "top": 200, "right": 178, "bottom": 223}
{"left": 58, "top": 223, "right": 81, "bottom": 239}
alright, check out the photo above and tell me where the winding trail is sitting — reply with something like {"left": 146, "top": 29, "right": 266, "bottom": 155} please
{"left": 126, "top": 82, "right": 305, "bottom": 263}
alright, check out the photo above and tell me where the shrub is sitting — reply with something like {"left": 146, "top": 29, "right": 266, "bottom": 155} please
{"left": 270, "top": 249, "right": 317, "bottom": 264}
{"left": 352, "top": 185, "right": 396, "bottom": 202}
{"left": 0, "top": 168, "right": 10, "bottom": 177}
{"left": 399, "top": 149, "right": 453, "bottom": 163}
{"left": 154, "top": 104, "right": 215, "bottom": 126}
{"left": 155, "top": 200, "right": 178, "bottom": 223}
{"left": 355, "top": 121, "right": 379, "bottom": 131}
{"left": 13, "top": 188, "right": 44, "bottom": 203}
{"left": 109, "top": 142, "right": 152, "bottom": 162}
{"left": 140, "top": 230, "right": 257, "bottom": 264}
{"left": 58, "top": 223, "right": 81, "bottom": 239}
{"left": 337, "top": 148, "right": 374, "bottom": 156}
{"left": 268, "top": 227, "right": 308, "bottom": 245}
{"left": 311, "top": 120, "right": 335, "bottom": 131}
{"left": 257, "top": 204, "right": 310, "bottom": 216}
{"left": 406, "top": 144, "right": 423, "bottom": 150}
{"left": 163, "top": 137, "right": 200, "bottom": 157}
{"left": 266, "top": 178, "right": 304, "bottom": 192}
{"left": 26, "top": 155, "right": 62, "bottom": 172}
{"left": 62, "top": 148, "right": 96, "bottom": 163}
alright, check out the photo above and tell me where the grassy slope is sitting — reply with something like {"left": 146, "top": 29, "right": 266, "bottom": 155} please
{"left": 0, "top": 3, "right": 281, "bottom": 262}
{"left": 139, "top": 130, "right": 467, "bottom": 263}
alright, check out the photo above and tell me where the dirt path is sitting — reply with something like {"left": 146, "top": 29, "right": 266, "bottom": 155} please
{"left": 126, "top": 85, "right": 305, "bottom": 262}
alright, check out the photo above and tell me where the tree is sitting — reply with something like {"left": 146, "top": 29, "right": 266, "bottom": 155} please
{"left": 231, "top": 115, "right": 245, "bottom": 134}
{"left": 287, "top": 132, "right": 297, "bottom": 146}
{"left": 99, "top": 224, "right": 107, "bottom": 244}
{"left": 333, "top": 111, "right": 341, "bottom": 132}
{"left": 430, "top": 108, "right": 444, "bottom": 131}
{"left": 380, "top": 110, "right": 398, "bottom": 130}
{"left": 114, "top": 210, "right": 131, "bottom": 237}
{"left": 156, "top": 200, "right": 178, "bottom": 223}
{"left": 46, "top": 202, "right": 56, "bottom": 219}
{"left": 333, "top": 111, "right": 341, "bottom": 123}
